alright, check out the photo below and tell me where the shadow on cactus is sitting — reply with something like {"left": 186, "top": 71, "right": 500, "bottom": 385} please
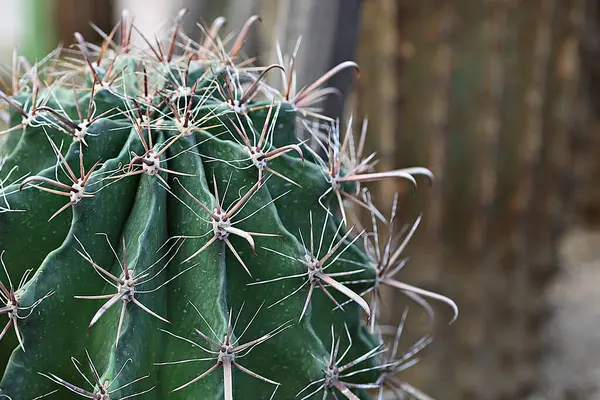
{"left": 0, "top": 9, "right": 456, "bottom": 400}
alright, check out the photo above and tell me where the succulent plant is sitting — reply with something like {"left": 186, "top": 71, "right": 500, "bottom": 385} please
{"left": 0, "top": 10, "right": 457, "bottom": 400}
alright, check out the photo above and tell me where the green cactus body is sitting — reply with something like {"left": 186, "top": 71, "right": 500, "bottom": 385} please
{"left": 0, "top": 10, "right": 449, "bottom": 400}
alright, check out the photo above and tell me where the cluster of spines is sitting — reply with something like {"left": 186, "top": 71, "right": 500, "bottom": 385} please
{"left": 0, "top": 9, "right": 456, "bottom": 400}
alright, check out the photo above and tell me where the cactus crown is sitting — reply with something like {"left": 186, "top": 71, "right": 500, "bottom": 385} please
{"left": 0, "top": 9, "right": 456, "bottom": 400}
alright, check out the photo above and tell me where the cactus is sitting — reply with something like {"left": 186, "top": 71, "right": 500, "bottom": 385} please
{"left": 0, "top": 10, "right": 456, "bottom": 400}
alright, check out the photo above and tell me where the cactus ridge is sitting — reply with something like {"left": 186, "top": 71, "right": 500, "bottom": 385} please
{"left": 0, "top": 10, "right": 455, "bottom": 400}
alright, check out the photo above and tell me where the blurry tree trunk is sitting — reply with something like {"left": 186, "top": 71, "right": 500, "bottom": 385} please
{"left": 56, "top": 0, "right": 114, "bottom": 44}
{"left": 354, "top": 0, "right": 587, "bottom": 399}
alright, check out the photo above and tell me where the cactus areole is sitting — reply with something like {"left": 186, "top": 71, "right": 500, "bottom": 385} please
{"left": 0, "top": 10, "right": 456, "bottom": 400}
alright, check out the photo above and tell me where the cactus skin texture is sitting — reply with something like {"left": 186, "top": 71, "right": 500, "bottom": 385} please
{"left": 0, "top": 10, "right": 455, "bottom": 400}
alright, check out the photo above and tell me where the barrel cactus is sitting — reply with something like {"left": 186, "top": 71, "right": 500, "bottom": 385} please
{"left": 0, "top": 10, "right": 456, "bottom": 400}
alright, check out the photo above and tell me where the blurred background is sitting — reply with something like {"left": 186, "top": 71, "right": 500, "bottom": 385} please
{"left": 5, "top": 0, "right": 600, "bottom": 399}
